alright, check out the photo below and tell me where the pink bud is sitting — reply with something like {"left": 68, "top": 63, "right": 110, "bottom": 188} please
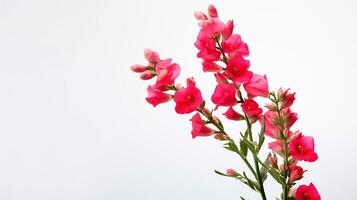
{"left": 222, "top": 20, "right": 234, "bottom": 40}
{"left": 131, "top": 64, "right": 147, "bottom": 73}
{"left": 202, "top": 61, "right": 223, "bottom": 72}
{"left": 268, "top": 155, "right": 277, "bottom": 167}
{"left": 186, "top": 77, "right": 196, "bottom": 87}
{"left": 289, "top": 165, "right": 304, "bottom": 183}
{"left": 214, "top": 73, "right": 229, "bottom": 84}
{"left": 207, "top": 4, "right": 218, "bottom": 18}
{"left": 144, "top": 48, "right": 160, "bottom": 63}
{"left": 226, "top": 169, "right": 238, "bottom": 176}
{"left": 140, "top": 70, "right": 156, "bottom": 80}
{"left": 223, "top": 107, "right": 244, "bottom": 121}
{"left": 214, "top": 133, "right": 230, "bottom": 141}
{"left": 194, "top": 11, "right": 208, "bottom": 20}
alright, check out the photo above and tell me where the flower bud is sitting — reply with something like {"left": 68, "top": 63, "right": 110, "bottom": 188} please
{"left": 131, "top": 64, "right": 147, "bottom": 73}
{"left": 144, "top": 48, "right": 160, "bottom": 63}
{"left": 140, "top": 70, "right": 156, "bottom": 80}
{"left": 226, "top": 169, "right": 238, "bottom": 176}
{"left": 194, "top": 11, "right": 208, "bottom": 20}
{"left": 207, "top": 4, "right": 218, "bottom": 18}
{"left": 289, "top": 165, "right": 304, "bottom": 183}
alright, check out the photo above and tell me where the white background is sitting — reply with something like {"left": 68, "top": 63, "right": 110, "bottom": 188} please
{"left": 0, "top": 0, "right": 356, "bottom": 199}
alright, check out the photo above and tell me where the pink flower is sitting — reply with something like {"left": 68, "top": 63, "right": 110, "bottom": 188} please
{"left": 268, "top": 140, "right": 283, "bottom": 156}
{"left": 211, "top": 83, "right": 237, "bottom": 109}
{"left": 214, "top": 73, "right": 229, "bottom": 84}
{"left": 191, "top": 113, "right": 214, "bottom": 138}
{"left": 243, "top": 73, "right": 269, "bottom": 98}
{"left": 221, "top": 34, "right": 249, "bottom": 55}
{"left": 241, "top": 99, "right": 263, "bottom": 117}
{"left": 278, "top": 88, "right": 296, "bottom": 109}
{"left": 140, "top": 70, "right": 156, "bottom": 80}
{"left": 222, "top": 20, "right": 234, "bottom": 40}
{"left": 296, "top": 183, "right": 321, "bottom": 200}
{"left": 289, "top": 133, "right": 318, "bottom": 162}
{"left": 207, "top": 4, "right": 218, "bottom": 18}
{"left": 289, "top": 165, "right": 304, "bottom": 183}
{"left": 144, "top": 48, "right": 160, "bottom": 63}
{"left": 223, "top": 107, "right": 244, "bottom": 121}
{"left": 202, "top": 61, "right": 223, "bottom": 72}
{"left": 154, "top": 60, "right": 181, "bottom": 90}
{"left": 199, "top": 18, "right": 225, "bottom": 37}
{"left": 260, "top": 111, "right": 280, "bottom": 138}
{"left": 226, "top": 169, "right": 238, "bottom": 176}
{"left": 174, "top": 83, "right": 204, "bottom": 114}
{"left": 281, "top": 108, "right": 298, "bottom": 128}
{"left": 193, "top": 11, "right": 208, "bottom": 20}
{"left": 146, "top": 86, "right": 172, "bottom": 107}
{"left": 131, "top": 64, "right": 147, "bottom": 73}
{"left": 195, "top": 32, "right": 221, "bottom": 61}
{"left": 224, "top": 56, "right": 252, "bottom": 83}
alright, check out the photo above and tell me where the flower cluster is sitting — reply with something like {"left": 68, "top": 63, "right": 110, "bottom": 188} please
{"left": 131, "top": 4, "right": 320, "bottom": 200}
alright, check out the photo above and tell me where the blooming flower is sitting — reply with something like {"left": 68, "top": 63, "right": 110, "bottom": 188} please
{"left": 243, "top": 73, "right": 269, "bottom": 98}
{"left": 260, "top": 111, "right": 280, "bottom": 138}
{"left": 145, "top": 86, "right": 172, "bottom": 107}
{"left": 153, "top": 60, "right": 181, "bottom": 90}
{"left": 224, "top": 56, "right": 252, "bottom": 83}
{"left": 202, "top": 61, "right": 223, "bottom": 72}
{"left": 221, "top": 34, "right": 249, "bottom": 55}
{"left": 223, "top": 107, "right": 244, "bottom": 121}
{"left": 289, "top": 133, "right": 318, "bottom": 162}
{"left": 174, "top": 82, "right": 204, "bottom": 114}
{"left": 211, "top": 83, "right": 237, "bottom": 109}
{"left": 241, "top": 99, "right": 262, "bottom": 117}
{"left": 191, "top": 113, "right": 214, "bottom": 138}
{"left": 296, "top": 183, "right": 321, "bottom": 200}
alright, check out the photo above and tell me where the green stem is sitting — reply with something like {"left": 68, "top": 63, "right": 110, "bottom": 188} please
{"left": 245, "top": 115, "right": 267, "bottom": 200}
{"left": 272, "top": 94, "right": 290, "bottom": 200}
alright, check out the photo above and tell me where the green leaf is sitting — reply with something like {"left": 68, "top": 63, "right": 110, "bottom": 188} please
{"left": 240, "top": 140, "right": 248, "bottom": 157}
{"left": 257, "top": 118, "right": 266, "bottom": 152}
{"left": 260, "top": 153, "right": 270, "bottom": 183}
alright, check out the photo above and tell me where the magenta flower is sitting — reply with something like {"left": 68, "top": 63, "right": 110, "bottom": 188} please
{"left": 145, "top": 86, "right": 172, "bottom": 107}
{"left": 223, "top": 107, "right": 244, "bottom": 121}
{"left": 191, "top": 113, "right": 214, "bottom": 138}
{"left": 296, "top": 183, "right": 321, "bottom": 200}
{"left": 222, "top": 34, "right": 249, "bottom": 55}
{"left": 243, "top": 73, "right": 269, "bottom": 98}
{"left": 289, "top": 133, "right": 318, "bottom": 162}
{"left": 202, "top": 61, "right": 223, "bottom": 72}
{"left": 173, "top": 83, "right": 204, "bottom": 114}
{"left": 224, "top": 56, "right": 252, "bottom": 83}
{"left": 241, "top": 99, "right": 263, "bottom": 117}
{"left": 154, "top": 60, "right": 181, "bottom": 90}
{"left": 211, "top": 83, "right": 237, "bottom": 109}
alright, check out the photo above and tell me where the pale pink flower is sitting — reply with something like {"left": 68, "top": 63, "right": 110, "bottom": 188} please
{"left": 243, "top": 73, "right": 269, "bottom": 98}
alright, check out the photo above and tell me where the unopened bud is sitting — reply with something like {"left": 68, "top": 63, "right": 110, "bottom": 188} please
{"left": 226, "top": 169, "right": 238, "bottom": 176}
{"left": 131, "top": 64, "right": 147, "bottom": 73}
{"left": 140, "top": 70, "right": 156, "bottom": 80}
{"left": 144, "top": 48, "right": 160, "bottom": 63}
{"left": 193, "top": 11, "right": 208, "bottom": 20}
{"left": 207, "top": 4, "right": 218, "bottom": 18}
